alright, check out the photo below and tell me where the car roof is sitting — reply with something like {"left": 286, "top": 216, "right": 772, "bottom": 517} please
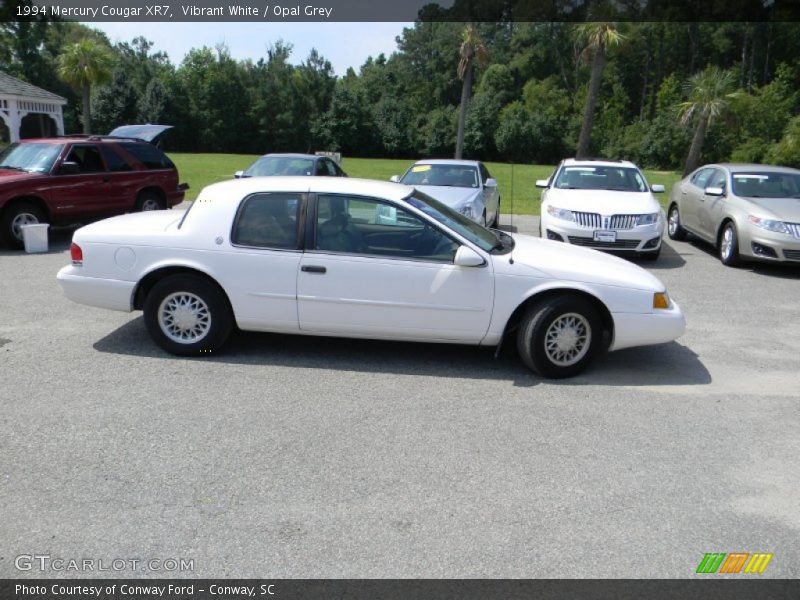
{"left": 412, "top": 159, "right": 481, "bottom": 167}
{"left": 198, "top": 176, "right": 414, "bottom": 203}
{"left": 257, "top": 153, "right": 320, "bottom": 160}
{"left": 713, "top": 163, "right": 800, "bottom": 175}
{"left": 562, "top": 158, "right": 638, "bottom": 169}
{"left": 15, "top": 136, "right": 148, "bottom": 145}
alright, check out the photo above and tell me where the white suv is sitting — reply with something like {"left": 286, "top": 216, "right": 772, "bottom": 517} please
{"left": 537, "top": 159, "right": 666, "bottom": 260}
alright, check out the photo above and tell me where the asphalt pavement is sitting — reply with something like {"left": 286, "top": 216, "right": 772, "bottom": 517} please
{"left": 0, "top": 212, "right": 798, "bottom": 578}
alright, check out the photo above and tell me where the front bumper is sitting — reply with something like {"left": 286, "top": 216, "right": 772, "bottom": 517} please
{"left": 544, "top": 219, "right": 664, "bottom": 253}
{"left": 740, "top": 226, "right": 800, "bottom": 263}
{"left": 610, "top": 300, "right": 686, "bottom": 351}
{"left": 57, "top": 266, "right": 135, "bottom": 312}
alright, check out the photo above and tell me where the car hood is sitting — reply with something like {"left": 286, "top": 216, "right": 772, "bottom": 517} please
{"left": 494, "top": 233, "right": 666, "bottom": 292}
{"left": 74, "top": 210, "right": 185, "bottom": 242}
{"left": 742, "top": 196, "right": 800, "bottom": 221}
{"left": 0, "top": 168, "right": 41, "bottom": 181}
{"left": 414, "top": 185, "right": 481, "bottom": 208}
{"left": 545, "top": 188, "right": 660, "bottom": 214}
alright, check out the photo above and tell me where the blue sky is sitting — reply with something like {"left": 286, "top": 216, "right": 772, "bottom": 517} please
{"left": 84, "top": 22, "right": 411, "bottom": 76}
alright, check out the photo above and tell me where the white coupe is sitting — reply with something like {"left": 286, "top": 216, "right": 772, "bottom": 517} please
{"left": 57, "top": 177, "right": 685, "bottom": 378}
{"left": 537, "top": 158, "right": 666, "bottom": 260}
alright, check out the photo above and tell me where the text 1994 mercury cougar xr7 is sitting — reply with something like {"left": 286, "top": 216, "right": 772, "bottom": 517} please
{"left": 57, "top": 177, "right": 685, "bottom": 378}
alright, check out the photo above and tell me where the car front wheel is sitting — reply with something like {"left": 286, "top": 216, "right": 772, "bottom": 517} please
{"left": 516, "top": 295, "right": 602, "bottom": 378}
{"left": 143, "top": 274, "right": 233, "bottom": 355}
{"left": 667, "top": 204, "right": 687, "bottom": 241}
{"left": 719, "top": 222, "right": 741, "bottom": 267}
{"left": 2, "top": 201, "right": 46, "bottom": 249}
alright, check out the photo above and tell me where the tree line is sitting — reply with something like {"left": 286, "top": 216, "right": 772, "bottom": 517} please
{"left": 2, "top": 20, "right": 800, "bottom": 171}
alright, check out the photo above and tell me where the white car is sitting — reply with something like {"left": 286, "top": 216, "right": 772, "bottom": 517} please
{"left": 537, "top": 159, "right": 666, "bottom": 260}
{"left": 391, "top": 159, "right": 500, "bottom": 227}
{"left": 57, "top": 177, "right": 685, "bottom": 378}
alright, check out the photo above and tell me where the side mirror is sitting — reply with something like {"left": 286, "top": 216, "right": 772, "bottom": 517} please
{"left": 535, "top": 179, "right": 550, "bottom": 188}
{"left": 59, "top": 161, "right": 80, "bottom": 175}
{"left": 705, "top": 186, "right": 724, "bottom": 197}
{"left": 234, "top": 170, "right": 244, "bottom": 179}
{"left": 651, "top": 184, "right": 665, "bottom": 193}
{"left": 453, "top": 245, "right": 485, "bottom": 267}
{"left": 484, "top": 178, "right": 498, "bottom": 188}
{"left": 389, "top": 175, "right": 400, "bottom": 183}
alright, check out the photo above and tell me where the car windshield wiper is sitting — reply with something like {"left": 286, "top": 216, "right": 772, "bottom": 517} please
{"left": 0, "top": 165, "right": 27, "bottom": 172}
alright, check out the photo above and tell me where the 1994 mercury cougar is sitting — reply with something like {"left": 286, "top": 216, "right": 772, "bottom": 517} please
{"left": 57, "top": 177, "right": 685, "bottom": 378}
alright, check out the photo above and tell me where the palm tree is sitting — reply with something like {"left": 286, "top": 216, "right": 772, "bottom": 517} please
{"left": 455, "top": 25, "right": 488, "bottom": 159}
{"left": 57, "top": 40, "right": 114, "bottom": 133}
{"left": 678, "top": 67, "right": 739, "bottom": 175}
{"left": 575, "top": 23, "right": 624, "bottom": 159}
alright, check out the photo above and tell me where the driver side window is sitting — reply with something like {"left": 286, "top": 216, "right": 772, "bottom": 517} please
{"left": 315, "top": 194, "right": 459, "bottom": 262}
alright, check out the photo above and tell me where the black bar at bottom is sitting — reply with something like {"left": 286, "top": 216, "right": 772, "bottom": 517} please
{"left": 1, "top": 579, "right": 799, "bottom": 600}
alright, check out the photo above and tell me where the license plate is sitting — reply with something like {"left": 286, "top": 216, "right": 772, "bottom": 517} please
{"left": 593, "top": 230, "right": 617, "bottom": 243}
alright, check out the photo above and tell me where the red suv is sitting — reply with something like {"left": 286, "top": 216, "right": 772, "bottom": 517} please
{"left": 0, "top": 133, "right": 187, "bottom": 248}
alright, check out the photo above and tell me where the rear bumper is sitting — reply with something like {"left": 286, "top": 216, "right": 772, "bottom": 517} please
{"left": 166, "top": 189, "right": 186, "bottom": 208}
{"left": 610, "top": 300, "right": 685, "bottom": 351}
{"left": 57, "top": 266, "right": 135, "bottom": 312}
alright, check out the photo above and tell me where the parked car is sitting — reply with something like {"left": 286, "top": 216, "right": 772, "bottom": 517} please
{"left": 537, "top": 158, "right": 666, "bottom": 260}
{"left": 57, "top": 177, "right": 685, "bottom": 378}
{"left": 391, "top": 159, "right": 500, "bottom": 227}
{"left": 234, "top": 153, "right": 347, "bottom": 179}
{"left": 667, "top": 163, "right": 800, "bottom": 266}
{"left": 0, "top": 133, "right": 187, "bottom": 248}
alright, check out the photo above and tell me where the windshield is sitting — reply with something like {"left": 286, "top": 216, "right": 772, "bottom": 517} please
{"left": 401, "top": 164, "right": 480, "bottom": 188}
{"left": 553, "top": 165, "right": 648, "bottom": 192}
{"left": 407, "top": 191, "right": 508, "bottom": 253}
{"left": 244, "top": 156, "right": 315, "bottom": 177}
{"left": 0, "top": 142, "right": 63, "bottom": 173}
{"left": 731, "top": 172, "right": 800, "bottom": 198}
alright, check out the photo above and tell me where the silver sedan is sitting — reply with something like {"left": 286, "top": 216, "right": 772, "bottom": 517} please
{"left": 667, "top": 163, "right": 800, "bottom": 266}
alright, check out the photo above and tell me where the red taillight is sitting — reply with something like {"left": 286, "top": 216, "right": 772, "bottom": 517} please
{"left": 70, "top": 243, "right": 83, "bottom": 265}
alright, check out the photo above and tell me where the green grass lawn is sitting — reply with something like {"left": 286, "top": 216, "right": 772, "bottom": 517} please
{"left": 170, "top": 153, "right": 682, "bottom": 215}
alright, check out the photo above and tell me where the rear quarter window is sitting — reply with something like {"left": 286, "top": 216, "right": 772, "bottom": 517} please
{"left": 117, "top": 142, "right": 175, "bottom": 170}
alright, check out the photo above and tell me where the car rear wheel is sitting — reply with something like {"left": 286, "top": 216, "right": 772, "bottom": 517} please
{"left": 144, "top": 274, "right": 233, "bottom": 355}
{"left": 2, "top": 201, "right": 46, "bottom": 249}
{"left": 667, "top": 204, "right": 687, "bottom": 241}
{"left": 136, "top": 190, "right": 164, "bottom": 211}
{"left": 719, "top": 222, "right": 742, "bottom": 267}
{"left": 516, "top": 295, "right": 602, "bottom": 378}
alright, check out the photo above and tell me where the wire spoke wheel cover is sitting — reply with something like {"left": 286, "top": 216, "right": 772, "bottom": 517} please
{"left": 543, "top": 312, "right": 592, "bottom": 367}
{"left": 158, "top": 291, "right": 212, "bottom": 344}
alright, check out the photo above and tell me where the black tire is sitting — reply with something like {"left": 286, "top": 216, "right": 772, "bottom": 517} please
{"left": 1, "top": 201, "right": 46, "bottom": 249}
{"left": 516, "top": 295, "right": 603, "bottom": 379}
{"left": 143, "top": 274, "right": 233, "bottom": 356}
{"left": 490, "top": 200, "right": 500, "bottom": 228}
{"left": 135, "top": 190, "right": 165, "bottom": 211}
{"left": 719, "top": 221, "right": 742, "bottom": 267}
{"left": 667, "top": 204, "right": 687, "bottom": 241}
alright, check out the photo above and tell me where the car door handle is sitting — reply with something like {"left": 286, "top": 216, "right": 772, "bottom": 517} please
{"left": 102, "top": 177, "right": 110, "bottom": 182}
{"left": 301, "top": 265, "right": 326, "bottom": 274}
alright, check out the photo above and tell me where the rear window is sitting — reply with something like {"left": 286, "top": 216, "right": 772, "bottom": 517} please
{"left": 100, "top": 145, "right": 133, "bottom": 172}
{"left": 117, "top": 142, "right": 175, "bottom": 170}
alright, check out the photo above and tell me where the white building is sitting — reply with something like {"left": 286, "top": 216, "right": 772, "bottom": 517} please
{"left": 0, "top": 71, "right": 67, "bottom": 144}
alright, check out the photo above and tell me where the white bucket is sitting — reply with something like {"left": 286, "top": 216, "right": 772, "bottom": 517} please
{"left": 21, "top": 223, "right": 49, "bottom": 253}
